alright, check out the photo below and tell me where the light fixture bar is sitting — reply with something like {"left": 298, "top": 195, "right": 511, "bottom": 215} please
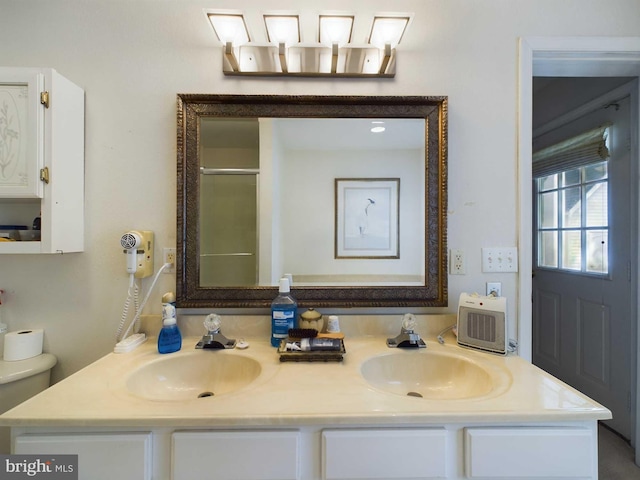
{"left": 210, "top": 10, "right": 408, "bottom": 77}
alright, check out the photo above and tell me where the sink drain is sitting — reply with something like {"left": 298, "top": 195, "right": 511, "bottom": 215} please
{"left": 198, "top": 391, "right": 215, "bottom": 398}
{"left": 406, "top": 391, "right": 423, "bottom": 398}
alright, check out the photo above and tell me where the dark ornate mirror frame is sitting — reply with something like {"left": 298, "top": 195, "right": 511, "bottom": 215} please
{"left": 177, "top": 95, "right": 448, "bottom": 308}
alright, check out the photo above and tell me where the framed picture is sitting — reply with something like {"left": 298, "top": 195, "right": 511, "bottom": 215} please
{"left": 335, "top": 178, "right": 400, "bottom": 259}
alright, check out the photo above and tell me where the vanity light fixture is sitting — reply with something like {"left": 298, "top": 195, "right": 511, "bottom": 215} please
{"left": 319, "top": 15, "right": 353, "bottom": 46}
{"left": 207, "top": 13, "right": 250, "bottom": 72}
{"left": 368, "top": 16, "right": 409, "bottom": 75}
{"left": 206, "top": 10, "right": 411, "bottom": 77}
{"left": 264, "top": 15, "right": 301, "bottom": 45}
{"left": 319, "top": 15, "right": 353, "bottom": 73}
{"left": 368, "top": 16, "right": 410, "bottom": 49}
{"left": 264, "top": 15, "right": 300, "bottom": 74}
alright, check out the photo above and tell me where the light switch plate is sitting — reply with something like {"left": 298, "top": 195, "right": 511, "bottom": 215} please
{"left": 482, "top": 247, "right": 518, "bottom": 272}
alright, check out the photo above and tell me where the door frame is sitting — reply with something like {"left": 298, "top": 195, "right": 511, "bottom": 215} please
{"left": 517, "top": 36, "right": 640, "bottom": 455}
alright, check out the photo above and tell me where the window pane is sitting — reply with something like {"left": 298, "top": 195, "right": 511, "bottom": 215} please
{"left": 539, "top": 231, "right": 558, "bottom": 268}
{"left": 586, "top": 181, "right": 608, "bottom": 227}
{"left": 561, "top": 187, "right": 581, "bottom": 228}
{"left": 584, "top": 162, "right": 607, "bottom": 182}
{"left": 538, "top": 174, "right": 557, "bottom": 192}
{"left": 561, "top": 168, "right": 580, "bottom": 187}
{"left": 561, "top": 230, "right": 581, "bottom": 270}
{"left": 539, "top": 191, "right": 558, "bottom": 228}
{"left": 586, "top": 230, "right": 608, "bottom": 274}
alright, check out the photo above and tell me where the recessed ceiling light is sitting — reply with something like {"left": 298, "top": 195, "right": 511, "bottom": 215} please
{"left": 371, "top": 121, "right": 385, "bottom": 133}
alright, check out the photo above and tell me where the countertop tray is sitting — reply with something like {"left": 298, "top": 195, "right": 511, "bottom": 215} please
{"left": 277, "top": 339, "right": 346, "bottom": 362}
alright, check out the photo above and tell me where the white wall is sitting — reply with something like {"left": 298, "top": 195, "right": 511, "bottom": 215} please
{"left": 0, "top": 0, "right": 638, "bottom": 382}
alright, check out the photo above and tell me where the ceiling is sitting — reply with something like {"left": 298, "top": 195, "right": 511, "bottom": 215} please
{"left": 201, "top": 117, "right": 425, "bottom": 151}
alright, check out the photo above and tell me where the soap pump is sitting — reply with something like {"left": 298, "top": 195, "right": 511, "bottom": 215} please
{"left": 157, "top": 292, "right": 182, "bottom": 354}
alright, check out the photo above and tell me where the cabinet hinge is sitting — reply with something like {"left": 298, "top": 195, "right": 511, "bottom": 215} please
{"left": 40, "top": 167, "right": 50, "bottom": 184}
{"left": 40, "top": 91, "right": 50, "bottom": 108}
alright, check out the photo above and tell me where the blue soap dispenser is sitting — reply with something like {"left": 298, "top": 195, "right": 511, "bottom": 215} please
{"left": 158, "top": 292, "right": 182, "bottom": 354}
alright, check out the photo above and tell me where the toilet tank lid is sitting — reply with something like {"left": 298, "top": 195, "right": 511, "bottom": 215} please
{"left": 0, "top": 353, "right": 57, "bottom": 385}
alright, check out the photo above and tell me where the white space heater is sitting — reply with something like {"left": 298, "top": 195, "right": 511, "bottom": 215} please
{"left": 457, "top": 293, "right": 507, "bottom": 355}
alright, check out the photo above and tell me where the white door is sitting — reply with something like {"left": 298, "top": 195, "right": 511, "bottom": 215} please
{"left": 533, "top": 95, "right": 633, "bottom": 439}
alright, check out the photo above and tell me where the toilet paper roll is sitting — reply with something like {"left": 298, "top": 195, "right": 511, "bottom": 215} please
{"left": 3, "top": 329, "right": 44, "bottom": 361}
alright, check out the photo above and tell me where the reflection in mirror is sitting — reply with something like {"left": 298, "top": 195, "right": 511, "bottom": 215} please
{"left": 177, "top": 95, "right": 447, "bottom": 308}
{"left": 199, "top": 117, "right": 425, "bottom": 288}
{"left": 199, "top": 119, "right": 259, "bottom": 287}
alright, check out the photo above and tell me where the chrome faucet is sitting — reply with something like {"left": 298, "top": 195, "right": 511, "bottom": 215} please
{"left": 386, "top": 313, "right": 426, "bottom": 348}
{"left": 196, "top": 314, "right": 237, "bottom": 349}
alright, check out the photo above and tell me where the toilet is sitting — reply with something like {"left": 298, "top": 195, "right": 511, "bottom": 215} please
{"left": 0, "top": 353, "right": 57, "bottom": 453}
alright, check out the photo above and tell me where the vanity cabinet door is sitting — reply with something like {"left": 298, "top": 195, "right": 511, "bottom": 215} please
{"left": 14, "top": 432, "right": 152, "bottom": 480}
{"left": 322, "top": 428, "right": 448, "bottom": 479}
{"left": 0, "top": 67, "right": 84, "bottom": 254}
{"left": 172, "top": 430, "right": 301, "bottom": 480}
{"left": 464, "top": 427, "right": 595, "bottom": 478}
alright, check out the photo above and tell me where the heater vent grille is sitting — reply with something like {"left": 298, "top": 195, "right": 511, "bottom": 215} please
{"left": 465, "top": 312, "right": 497, "bottom": 343}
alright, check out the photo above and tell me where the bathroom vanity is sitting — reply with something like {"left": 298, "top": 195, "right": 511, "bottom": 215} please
{"left": 0, "top": 325, "right": 610, "bottom": 480}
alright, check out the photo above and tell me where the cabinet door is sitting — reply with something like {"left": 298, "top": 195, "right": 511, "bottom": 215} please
{"left": 322, "top": 429, "right": 448, "bottom": 479}
{"left": 0, "top": 68, "right": 45, "bottom": 198}
{"left": 464, "top": 427, "right": 595, "bottom": 478}
{"left": 14, "top": 432, "right": 152, "bottom": 480}
{"left": 172, "top": 430, "right": 300, "bottom": 480}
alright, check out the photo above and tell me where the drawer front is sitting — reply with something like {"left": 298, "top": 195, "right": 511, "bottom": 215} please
{"left": 322, "top": 428, "right": 448, "bottom": 479}
{"left": 15, "top": 432, "right": 152, "bottom": 480}
{"left": 172, "top": 430, "right": 300, "bottom": 480}
{"left": 464, "top": 427, "right": 594, "bottom": 478}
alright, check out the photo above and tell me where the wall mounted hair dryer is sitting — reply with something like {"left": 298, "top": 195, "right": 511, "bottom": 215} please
{"left": 120, "top": 230, "right": 154, "bottom": 278}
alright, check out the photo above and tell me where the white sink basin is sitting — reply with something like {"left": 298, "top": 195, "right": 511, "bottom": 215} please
{"left": 126, "top": 352, "right": 261, "bottom": 401}
{"left": 360, "top": 349, "right": 511, "bottom": 400}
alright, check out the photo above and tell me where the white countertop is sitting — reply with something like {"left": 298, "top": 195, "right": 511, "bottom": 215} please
{"left": 0, "top": 333, "right": 611, "bottom": 428}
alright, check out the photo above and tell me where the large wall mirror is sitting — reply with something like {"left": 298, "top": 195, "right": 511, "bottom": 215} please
{"left": 177, "top": 95, "right": 447, "bottom": 308}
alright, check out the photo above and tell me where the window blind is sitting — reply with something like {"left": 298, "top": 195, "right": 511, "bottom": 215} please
{"left": 532, "top": 124, "right": 611, "bottom": 178}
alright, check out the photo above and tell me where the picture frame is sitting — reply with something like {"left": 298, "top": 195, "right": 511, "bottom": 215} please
{"left": 335, "top": 178, "right": 400, "bottom": 259}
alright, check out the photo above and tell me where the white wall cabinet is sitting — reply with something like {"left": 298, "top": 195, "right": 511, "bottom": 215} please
{"left": 0, "top": 67, "right": 84, "bottom": 254}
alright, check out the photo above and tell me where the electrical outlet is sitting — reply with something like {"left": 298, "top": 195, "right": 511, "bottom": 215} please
{"left": 163, "top": 247, "right": 176, "bottom": 273}
{"left": 486, "top": 282, "right": 502, "bottom": 297}
{"left": 481, "top": 247, "right": 518, "bottom": 272}
{"left": 449, "top": 249, "right": 465, "bottom": 275}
